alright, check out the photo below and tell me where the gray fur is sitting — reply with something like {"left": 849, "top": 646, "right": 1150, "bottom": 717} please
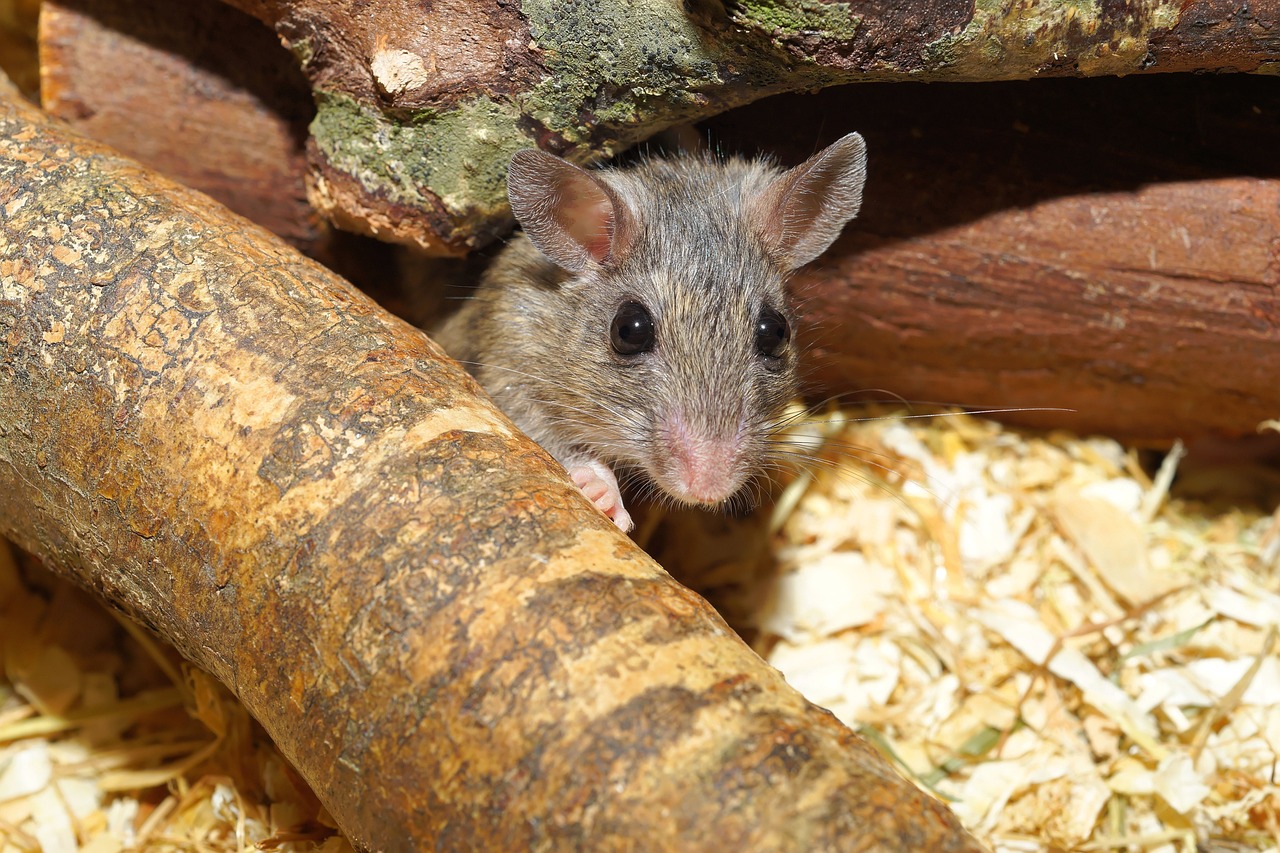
{"left": 434, "top": 134, "right": 867, "bottom": 509}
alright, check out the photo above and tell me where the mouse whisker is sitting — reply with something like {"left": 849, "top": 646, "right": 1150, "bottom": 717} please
{"left": 765, "top": 435, "right": 927, "bottom": 470}
{"left": 763, "top": 446, "right": 958, "bottom": 510}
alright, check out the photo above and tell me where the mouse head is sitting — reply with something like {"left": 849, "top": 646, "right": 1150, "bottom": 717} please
{"left": 506, "top": 134, "right": 867, "bottom": 507}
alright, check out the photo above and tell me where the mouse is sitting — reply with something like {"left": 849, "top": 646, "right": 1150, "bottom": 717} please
{"left": 433, "top": 133, "right": 868, "bottom": 532}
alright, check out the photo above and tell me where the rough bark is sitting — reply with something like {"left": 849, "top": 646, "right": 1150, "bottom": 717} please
{"left": 0, "top": 79, "right": 984, "bottom": 851}
{"left": 215, "top": 0, "right": 1280, "bottom": 254}
{"left": 705, "top": 75, "right": 1280, "bottom": 441}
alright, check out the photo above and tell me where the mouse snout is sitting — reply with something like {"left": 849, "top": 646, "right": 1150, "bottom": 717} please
{"left": 660, "top": 411, "right": 746, "bottom": 505}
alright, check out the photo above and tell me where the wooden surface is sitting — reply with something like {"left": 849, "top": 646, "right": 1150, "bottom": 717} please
{"left": 216, "top": 0, "right": 1280, "bottom": 253}
{"left": 0, "top": 77, "right": 984, "bottom": 852}
{"left": 703, "top": 75, "right": 1280, "bottom": 441}
{"left": 39, "top": 0, "right": 322, "bottom": 251}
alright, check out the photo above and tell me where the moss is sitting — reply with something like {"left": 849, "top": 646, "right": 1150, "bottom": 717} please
{"left": 309, "top": 92, "right": 528, "bottom": 227}
{"left": 519, "top": 0, "right": 798, "bottom": 147}
{"left": 730, "top": 0, "right": 860, "bottom": 41}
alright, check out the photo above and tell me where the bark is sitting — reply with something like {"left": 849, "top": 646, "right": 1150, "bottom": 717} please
{"left": 704, "top": 75, "right": 1280, "bottom": 441}
{"left": 215, "top": 0, "right": 1280, "bottom": 254}
{"left": 797, "top": 178, "right": 1280, "bottom": 440}
{"left": 0, "top": 79, "right": 984, "bottom": 851}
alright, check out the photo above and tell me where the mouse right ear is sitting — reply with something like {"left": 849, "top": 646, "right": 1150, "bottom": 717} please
{"left": 507, "top": 150, "right": 634, "bottom": 273}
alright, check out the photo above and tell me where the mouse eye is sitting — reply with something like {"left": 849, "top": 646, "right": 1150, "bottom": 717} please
{"left": 755, "top": 307, "right": 790, "bottom": 360}
{"left": 611, "top": 301, "right": 655, "bottom": 356}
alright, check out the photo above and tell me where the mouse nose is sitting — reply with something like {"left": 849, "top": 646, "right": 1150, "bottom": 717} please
{"left": 663, "top": 411, "right": 745, "bottom": 504}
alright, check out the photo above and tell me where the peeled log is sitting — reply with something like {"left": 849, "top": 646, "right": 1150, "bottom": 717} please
{"left": 704, "top": 76, "right": 1280, "bottom": 442}
{"left": 0, "top": 80, "right": 983, "bottom": 850}
{"left": 796, "top": 177, "right": 1280, "bottom": 441}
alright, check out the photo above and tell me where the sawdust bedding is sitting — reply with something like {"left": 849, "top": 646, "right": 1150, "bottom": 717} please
{"left": 1, "top": 407, "right": 1278, "bottom": 852}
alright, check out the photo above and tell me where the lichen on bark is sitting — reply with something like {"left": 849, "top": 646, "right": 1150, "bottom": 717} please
{"left": 309, "top": 90, "right": 527, "bottom": 239}
{"left": 728, "top": 0, "right": 861, "bottom": 42}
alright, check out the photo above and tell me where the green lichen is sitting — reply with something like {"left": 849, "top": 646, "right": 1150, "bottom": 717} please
{"left": 516, "top": 0, "right": 863, "bottom": 147}
{"left": 287, "top": 36, "right": 315, "bottom": 70}
{"left": 309, "top": 92, "right": 528, "bottom": 231}
{"left": 518, "top": 0, "right": 731, "bottom": 146}
{"left": 921, "top": 0, "right": 1185, "bottom": 79}
{"left": 730, "top": 0, "right": 860, "bottom": 41}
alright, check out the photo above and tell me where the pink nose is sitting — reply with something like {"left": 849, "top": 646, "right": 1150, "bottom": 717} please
{"left": 665, "top": 413, "right": 743, "bottom": 504}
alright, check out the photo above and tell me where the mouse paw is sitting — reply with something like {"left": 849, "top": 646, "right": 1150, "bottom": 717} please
{"left": 569, "top": 462, "right": 633, "bottom": 533}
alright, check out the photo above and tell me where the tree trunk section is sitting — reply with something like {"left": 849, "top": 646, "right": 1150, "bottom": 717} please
{"left": 215, "top": 0, "right": 1280, "bottom": 254}
{"left": 0, "top": 78, "right": 983, "bottom": 852}
{"left": 704, "top": 75, "right": 1280, "bottom": 441}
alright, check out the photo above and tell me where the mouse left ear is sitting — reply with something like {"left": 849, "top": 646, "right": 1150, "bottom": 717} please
{"left": 749, "top": 132, "right": 867, "bottom": 270}
{"left": 507, "top": 149, "right": 635, "bottom": 273}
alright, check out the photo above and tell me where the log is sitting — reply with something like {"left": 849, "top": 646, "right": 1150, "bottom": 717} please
{"left": 705, "top": 75, "right": 1280, "bottom": 441}
{"left": 39, "top": 0, "right": 320, "bottom": 251}
{"left": 0, "top": 77, "right": 983, "bottom": 851}
{"left": 37, "top": 0, "right": 463, "bottom": 328}
{"left": 212, "top": 0, "right": 1280, "bottom": 254}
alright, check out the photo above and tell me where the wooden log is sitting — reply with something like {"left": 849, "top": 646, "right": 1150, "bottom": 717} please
{"left": 39, "top": 0, "right": 321, "bottom": 251}
{"left": 0, "top": 77, "right": 984, "bottom": 851}
{"left": 38, "top": 0, "right": 450, "bottom": 326}
{"left": 798, "top": 177, "right": 1280, "bottom": 440}
{"left": 704, "top": 75, "right": 1280, "bottom": 441}
{"left": 213, "top": 0, "right": 1280, "bottom": 254}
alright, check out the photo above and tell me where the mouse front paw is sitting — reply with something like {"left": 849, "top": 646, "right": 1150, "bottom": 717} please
{"left": 569, "top": 462, "right": 633, "bottom": 533}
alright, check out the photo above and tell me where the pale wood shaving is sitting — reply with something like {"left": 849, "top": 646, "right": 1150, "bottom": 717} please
{"left": 744, "top": 407, "right": 1280, "bottom": 852}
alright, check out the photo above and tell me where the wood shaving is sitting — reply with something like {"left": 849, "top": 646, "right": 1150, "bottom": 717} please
{"left": 733, "top": 406, "right": 1280, "bottom": 852}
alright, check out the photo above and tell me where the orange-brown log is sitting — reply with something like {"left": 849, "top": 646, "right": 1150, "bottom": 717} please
{"left": 796, "top": 177, "right": 1279, "bottom": 441}
{"left": 705, "top": 77, "right": 1280, "bottom": 441}
{"left": 0, "top": 78, "right": 983, "bottom": 851}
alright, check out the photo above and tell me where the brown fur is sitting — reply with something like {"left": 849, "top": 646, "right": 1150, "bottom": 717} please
{"left": 434, "top": 136, "right": 867, "bottom": 509}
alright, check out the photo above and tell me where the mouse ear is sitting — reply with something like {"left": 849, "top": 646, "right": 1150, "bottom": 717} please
{"left": 507, "top": 149, "right": 634, "bottom": 273}
{"left": 749, "top": 132, "right": 867, "bottom": 270}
